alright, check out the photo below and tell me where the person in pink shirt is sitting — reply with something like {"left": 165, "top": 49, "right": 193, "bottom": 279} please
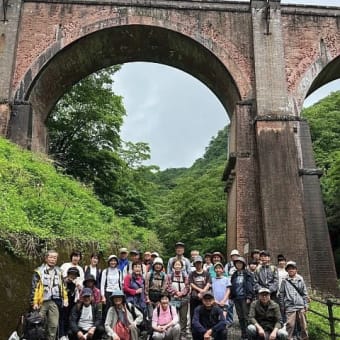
{"left": 152, "top": 293, "right": 180, "bottom": 340}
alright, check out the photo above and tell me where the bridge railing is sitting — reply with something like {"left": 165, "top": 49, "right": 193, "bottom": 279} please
{"left": 309, "top": 296, "right": 340, "bottom": 339}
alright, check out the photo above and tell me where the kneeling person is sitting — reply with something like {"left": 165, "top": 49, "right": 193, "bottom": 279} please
{"left": 105, "top": 290, "right": 143, "bottom": 340}
{"left": 69, "top": 288, "right": 104, "bottom": 340}
{"left": 247, "top": 288, "right": 288, "bottom": 340}
{"left": 192, "top": 292, "right": 227, "bottom": 340}
{"left": 152, "top": 293, "right": 180, "bottom": 340}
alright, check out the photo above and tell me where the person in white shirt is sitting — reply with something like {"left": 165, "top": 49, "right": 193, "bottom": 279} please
{"left": 101, "top": 255, "right": 123, "bottom": 316}
{"left": 69, "top": 288, "right": 104, "bottom": 340}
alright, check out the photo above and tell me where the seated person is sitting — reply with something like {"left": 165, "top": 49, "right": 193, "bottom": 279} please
{"left": 105, "top": 290, "right": 143, "bottom": 340}
{"left": 152, "top": 293, "right": 180, "bottom": 340}
{"left": 247, "top": 288, "right": 288, "bottom": 340}
{"left": 69, "top": 288, "right": 104, "bottom": 340}
{"left": 192, "top": 291, "right": 227, "bottom": 340}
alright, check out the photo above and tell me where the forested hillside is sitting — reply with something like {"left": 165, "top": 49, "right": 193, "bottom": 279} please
{"left": 302, "top": 91, "right": 340, "bottom": 272}
{"left": 147, "top": 127, "right": 229, "bottom": 258}
{"left": 0, "top": 137, "right": 161, "bottom": 257}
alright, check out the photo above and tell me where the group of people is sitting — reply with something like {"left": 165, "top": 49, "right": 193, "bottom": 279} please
{"left": 29, "top": 242, "right": 309, "bottom": 340}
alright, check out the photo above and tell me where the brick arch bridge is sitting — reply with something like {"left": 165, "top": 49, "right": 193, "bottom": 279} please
{"left": 1, "top": 0, "right": 340, "bottom": 292}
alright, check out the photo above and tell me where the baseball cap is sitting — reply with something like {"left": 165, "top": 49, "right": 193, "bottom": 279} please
{"left": 193, "top": 256, "right": 203, "bottom": 264}
{"left": 119, "top": 247, "right": 128, "bottom": 254}
{"left": 258, "top": 287, "right": 270, "bottom": 294}
{"left": 285, "top": 261, "right": 297, "bottom": 270}
{"left": 202, "top": 291, "right": 214, "bottom": 299}
{"left": 82, "top": 288, "right": 93, "bottom": 297}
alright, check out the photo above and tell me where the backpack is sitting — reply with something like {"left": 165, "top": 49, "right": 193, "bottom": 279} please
{"left": 148, "top": 271, "right": 166, "bottom": 303}
{"left": 22, "top": 310, "right": 47, "bottom": 340}
{"left": 126, "top": 303, "right": 152, "bottom": 335}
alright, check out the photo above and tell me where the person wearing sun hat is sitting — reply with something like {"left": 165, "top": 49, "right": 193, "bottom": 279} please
{"left": 101, "top": 255, "right": 123, "bottom": 316}
{"left": 279, "top": 261, "right": 309, "bottom": 340}
{"left": 105, "top": 289, "right": 143, "bottom": 340}
{"left": 118, "top": 247, "right": 129, "bottom": 272}
{"left": 81, "top": 274, "right": 101, "bottom": 303}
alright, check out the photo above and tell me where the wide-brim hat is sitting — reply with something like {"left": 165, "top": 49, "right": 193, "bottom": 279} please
{"left": 233, "top": 256, "right": 246, "bottom": 267}
{"left": 83, "top": 274, "right": 96, "bottom": 286}
{"left": 110, "top": 290, "right": 125, "bottom": 301}
{"left": 211, "top": 252, "right": 224, "bottom": 261}
{"left": 107, "top": 255, "right": 118, "bottom": 263}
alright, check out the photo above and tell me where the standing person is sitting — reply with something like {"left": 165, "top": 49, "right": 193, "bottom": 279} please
{"left": 145, "top": 257, "right": 167, "bottom": 318}
{"left": 152, "top": 293, "right": 181, "bottom": 340}
{"left": 191, "top": 292, "right": 227, "bottom": 340}
{"left": 230, "top": 257, "right": 254, "bottom": 339}
{"left": 209, "top": 252, "right": 225, "bottom": 279}
{"left": 30, "top": 249, "right": 68, "bottom": 340}
{"left": 277, "top": 255, "right": 288, "bottom": 291}
{"left": 211, "top": 262, "right": 231, "bottom": 324}
{"left": 105, "top": 290, "right": 143, "bottom": 340}
{"left": 250, "top": 249, "right": 261, "bottom": 265}
{"left": 84, "top": 252, "right": 102, "bottom": 288}
{"left": 247, "top": 288, "right": 288, "bottom": 340}
{"left": 69, "top": 288, "right": 104, "bottom": 340}
{"left": 143, "top": 251, "right": 152, "bottom": 272}
{"left": 101, "top": 255, "right": 123, "bottom": 315}
{"left": 61, "top": 251, "right": 85, "bottom": 300}
{"left": 190, "top": 250, "right": 200, "bottom": 271}
{"left": 279, "top": 261, "right": 309, "bottom": 340}
{"left": 167, "top": 259, "right": 190, "bottom": 339}
{"left": 124, "top": 262, "right": 147, "bottom": 312}
{"left": 189, "top": 256, "right": 211, "bottom": 324}
{"left": 203, "top": 253, "right": 212, "bottom": 272}
{"left": 118, "top": 247, "right": 129, "bottom": 273}
{"left": 254, "top": 250, "right": 279, "bottom": 301}
{"left": 224, "top": 249, "right": 240, "bottom": 326}
{"left": 123, "top": 249, "right": 147, "bottom": 278}
{"left": 247, "top": 260, "right": 258, "bottom": 278}
{"left": 167, "top": 242, "right": 191, "bottom": 275}
{"left": 225, "top": 249, "right": 240, "bottom": 277}
{"left": 59, "top": 267, "right": 81, "bottom": 339}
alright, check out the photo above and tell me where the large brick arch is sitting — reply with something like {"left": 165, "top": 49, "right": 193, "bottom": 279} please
{"left": 2, "top": 0, "right": 340, "bottom": 293}
{"left": 290, "top": 55, "right": 340, "bottom": 114}
{"left": 15, "top": 24, "right": 242, "bottom": 124}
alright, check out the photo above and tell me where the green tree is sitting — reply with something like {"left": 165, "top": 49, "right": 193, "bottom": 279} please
{"left": 47, "top": 66, "right": 125, "bottom": 204}
{"left": 149, "top": 126, "right": 228, "bottom": 256}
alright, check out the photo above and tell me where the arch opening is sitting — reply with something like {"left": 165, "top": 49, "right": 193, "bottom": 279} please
{"left": 16, "top": 25, "right": 240, "bottom": 128}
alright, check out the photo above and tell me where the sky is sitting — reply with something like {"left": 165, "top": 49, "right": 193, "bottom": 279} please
{"left": 113, "top": 0, "right": 340, "bottom": 170}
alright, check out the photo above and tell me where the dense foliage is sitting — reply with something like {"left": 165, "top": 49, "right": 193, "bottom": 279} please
{"left": 148, "top": 127, "right": 229, "bottom": 257}
{"left": 47, "top": 67, "right": 151, "bottom": 227}
{"left": 0, "top": 137, "right": 161, "bottom": 257}
{"left": 302, "top": 91, "right": 340, "bottom": 273}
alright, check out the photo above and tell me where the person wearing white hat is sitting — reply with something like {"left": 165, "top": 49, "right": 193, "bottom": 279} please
{"left": 278, "top": 261, "right": 309, "bottom": 340}
{"left": 145, "top": 257, "right": 167, "bottom": 318}
{"left": 100, "top": 255, "right": 123, "bottom": 316}
{"left": 247, "top": 288, "right": 288, "bottom": 340}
